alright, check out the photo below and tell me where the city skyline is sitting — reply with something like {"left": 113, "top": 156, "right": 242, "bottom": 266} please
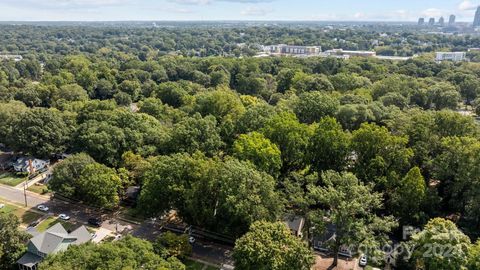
{"left": 0, "top": 0, "right": 479, "bottom": 22}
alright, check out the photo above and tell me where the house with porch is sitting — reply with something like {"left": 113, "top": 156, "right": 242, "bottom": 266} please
{"left": 17, "top": 223, "right": 91, "bottom": 270}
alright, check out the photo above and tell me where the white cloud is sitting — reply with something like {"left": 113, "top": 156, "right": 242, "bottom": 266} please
{"left": 459, "top": 0, "right": 478, "bottom": 11}
{"left": 422, "top": 8, "right": 443, "bottom": 18}
{"left": 240, "top": 6, "right": 272, "bottom": 16}
{"left": 2, "top": 0, "right": 131, "bottom": 9}
{"left": 170, "top": 0, "right": 275, "bottom": 5}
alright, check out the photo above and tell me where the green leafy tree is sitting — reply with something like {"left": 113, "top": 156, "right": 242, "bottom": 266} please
{"left": 410, "top": 218, "right": 471, "bottom": 270}
{"left": 0, "top": 213, "right": 30, "bottom": 270}
{"left": 11, "top": 108, "right": 74, "bottom": 157}
{"left": 39, "top": 235, "right": 185, "bottom": 270}
{"left": 351, "top": 123, "right": 413, "bottom": 188}
{"left": 308, "top": 171, "right": 397, "bottom": 267}
{"left": 468, "top": 240, "right": 480, "bottom": 270}
{"left": 48, "top": 153, "right": 122, "bottom": 209}
{"left": 232, "top": 132, "right": 281, "bottom": 176}
{"left": 307, "top": 117, "right": 351, "bottom": 172}
{"left": 233, "top": 221, "right": 314, "bottom": 270}
{"left": 389, "top": 167, "right": 426, "bottom": 224}
{"left": 169, "top": 113, "right": 224, "bottom": 156}
{"left": 294, "top": 91, "right": 339, "bottom": 124}
{"left": 262, "top": 112, "right": 313, "bottom": 173}
{"left": 153, "top": 232, "right": 192, "bottom": 258}
{"left": 138, "top": 154, "right": 281, "bottom": 236}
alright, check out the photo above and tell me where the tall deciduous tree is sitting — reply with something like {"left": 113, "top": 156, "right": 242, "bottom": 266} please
{"left": 0, "top": 213, "right": 30, "bottom": 270}
{"left": 39, "top": 235, "right": 185, "bottom": 270}
{"left": 233, "top": 221, "right": 314, "bottom": 270}
{"left": 307, "top": 117, "right": 351, "bottom": 172}
{"left": 410, "top": 218, "right": 471, "bottom": 270}
{"left": 232, "top": 132, "right": 281, "bottom": 176}
{"left": 308, "top": 171, "right": 397, "bottom": 267}
{"left": 11, "top": 107, "right": 74, "bottom": 157}
{"left": 262, "top": 112, "right": 313, "bottom": 173}
{"left": 48, "top": 153, "right": 122, "bottom": 209}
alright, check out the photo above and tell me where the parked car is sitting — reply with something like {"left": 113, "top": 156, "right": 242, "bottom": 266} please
{"left": 58, "top": 214, "right": 70, "bottom": 220}
{"left": 37, "top": 205, "right": 49, "bottom": 212}
{"left": 28, "top": 220, "right": 40, "bottom": 228}
{"left": 88, "top": 217, "right": 102, "bottom": 227}
{"left": 189, "top": 236, "right": 196, "bottom": 244}
{"left": 359, "top": 254, "right": 368, "bottom": 267}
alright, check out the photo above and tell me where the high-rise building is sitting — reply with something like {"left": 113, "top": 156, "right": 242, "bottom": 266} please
{"left": 418, "top": 18, "right": 425, "bottom": 25}
{"left": 438, "top": 17, "right": 445, "bottom": 26}
{"left": 474, "top": 6, "right": 480, "bottom": 27}
{"left": 428, "top": 18, "right": 435, "bottom": 26}
{"left": 449, "top": 15, "right": 456, "bottom": 25}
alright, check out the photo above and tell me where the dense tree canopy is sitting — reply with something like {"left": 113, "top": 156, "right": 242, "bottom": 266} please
{"left": 233, "top": 221, "right": 314, "bottom": 270}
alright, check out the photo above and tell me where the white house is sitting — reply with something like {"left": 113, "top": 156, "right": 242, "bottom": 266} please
{"left": 13, "top": 158, "right": 49, "bottom": 173}
{"left": 435, "top": 52, "right": 466, "bottom": 62}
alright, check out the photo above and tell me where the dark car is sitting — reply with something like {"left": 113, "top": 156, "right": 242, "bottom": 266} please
{"left": 29, "top": 220, "right": 40, "bottom": 228}
{"left": 88, "top": 217, "right": 102, "bottom": 227}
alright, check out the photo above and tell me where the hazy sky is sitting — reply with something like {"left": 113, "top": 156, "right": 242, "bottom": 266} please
{"left": 0, "top": 0, "right": 479, "bottom": 22}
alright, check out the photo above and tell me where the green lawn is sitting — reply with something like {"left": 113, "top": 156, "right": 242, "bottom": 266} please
{"left": 27, "top": 184, "right": 50, "bottom": 195}
{"left": 0, "top": 172, "right": 25, "bottom": 186}
{"left": 0, "top": 200, "right": 43, "bottom": 225}
{"left": 37, "top": 217, "right": 77, "bottom": 232}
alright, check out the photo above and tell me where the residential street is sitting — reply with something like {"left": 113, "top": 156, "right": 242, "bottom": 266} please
{"left": 0, "top": 183, "right": 233, "bottom": 267}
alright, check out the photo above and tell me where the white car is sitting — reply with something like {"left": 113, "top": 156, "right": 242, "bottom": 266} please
{"left": 189, "top": 236, "right": 196, "bottom": 244}
{"left": 58, "top": 214, "right": 70, "bottom": 220}
{"left": 0, "top": 203, "right": 5, "bottom": 209}
{"left": 359, "top": 255, "right": 368, "bottom": 267}
{"left": 37, "top": 205, "right": 49, "bottom": 212}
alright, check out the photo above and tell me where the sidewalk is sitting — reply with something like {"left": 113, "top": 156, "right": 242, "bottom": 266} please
{"left": 14, "top": 170, "right": 50, "bottom": 189}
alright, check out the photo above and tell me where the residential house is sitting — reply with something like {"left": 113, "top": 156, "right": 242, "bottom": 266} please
{"left": 284, "top": 216, "right": 305, "bottom": 238}
{"left": 17, "top": 223, "right": 91, "bottom": 270}
{"left": 13, "top": 157, "right": 49, "bottom": 173}
{"left": 312, "top": 224, "right": 353, "bottom": 258}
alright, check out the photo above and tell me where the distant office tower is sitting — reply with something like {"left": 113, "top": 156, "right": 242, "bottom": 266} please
{"left": 438, "top": 17, "right": 445, "bottom": 26}
{"left": 449, "top": 15, "right": 456, "bottom": 25}
{"left": 474, "top": 6, "right": 480, "bottom": 27}
{"left": 418, "top": 18, "right": 425, "bottom": 25}
{"left": 428, "top": 18, "right": 435, "bottom": 26}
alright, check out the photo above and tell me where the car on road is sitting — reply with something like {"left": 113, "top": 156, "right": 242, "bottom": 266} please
{"left": 58, "top": 213, "right": 70, "bottom": 220}
{"left": 28, "top": 220, "right": 40, "bottom": 228}
{"left": 359, "top": 254, "right": 368, "bottom": 267}
{"left": 189, "top": 236, "right": 196, "bottom": 244}
{"left": 88, "top": 217, "right": 102, "bottom": 227}
{"left": 37, "top": 205, "right": 49, "bottom": 212}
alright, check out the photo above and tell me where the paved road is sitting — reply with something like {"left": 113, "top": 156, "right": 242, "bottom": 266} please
{"left": 0, "top": 183, "right": 231, "bottom": 266}
{"left": 0, "top": 184, "right": 47, "bottom": 206}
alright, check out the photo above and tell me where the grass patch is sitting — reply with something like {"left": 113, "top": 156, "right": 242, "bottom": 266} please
{"left": 37, "top": 217, "right": 76, "bottom": 232}
{"left": 183, "top": 259, "right": 206, "bottom": 270}
{"left": 0, "top": 172, "right": 25, "bottom": 186}
{"left": 0, "top": 203, "right": 19, "bottom": 214}
{"left": 27, "top": 184, "right": 50, "bottom": 195}
{"left": 20, "top": 210, "right": 43, "bottom": 225}
{"left": 0, "top": 201, "right": 43, "bottom": 225}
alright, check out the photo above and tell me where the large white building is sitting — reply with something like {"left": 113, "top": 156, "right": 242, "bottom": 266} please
{"left": 435, "top": 52, "right": 466, "bottom": 62}
{"left": 262, "top": 44, "right": 321, "bottom": 56}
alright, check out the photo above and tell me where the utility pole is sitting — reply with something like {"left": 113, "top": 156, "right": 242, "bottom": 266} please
{"left": 23, "top": 159, "right": 33, "bottom": 207}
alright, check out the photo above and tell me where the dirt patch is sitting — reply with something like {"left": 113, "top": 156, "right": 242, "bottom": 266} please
{"left": 313, "top": 254, "right": 359, "bottom": 270}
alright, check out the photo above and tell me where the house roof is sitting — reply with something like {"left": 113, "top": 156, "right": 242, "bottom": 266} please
{"left": 284, "top": 215, "right": 305, "bottom": 232}
{"left": 17, "top": 252, "right": 43, "bottom": 267}
{"left": 29, "top": 223, "right": 90, "bottom": 255}
{"left": 69, "top": 225, "right": 92, "bottom": 245}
